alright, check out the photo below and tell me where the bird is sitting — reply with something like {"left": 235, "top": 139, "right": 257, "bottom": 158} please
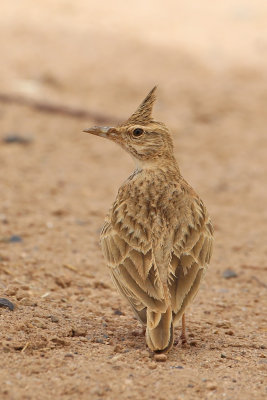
{"left": 83, "top": 87, "right": 213, "bottom": 354}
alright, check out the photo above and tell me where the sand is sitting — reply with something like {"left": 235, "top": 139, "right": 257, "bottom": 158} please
{"left": 0, "top": 1, "right": 266, "bottom": 399}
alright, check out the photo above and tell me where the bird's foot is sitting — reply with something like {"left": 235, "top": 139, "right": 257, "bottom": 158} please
{"left": 180, "top": 333, "right": 189, "bottom": 348}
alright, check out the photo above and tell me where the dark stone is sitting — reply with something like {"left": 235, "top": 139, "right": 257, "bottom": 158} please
{"left": 2, "top": 134, "right": 33, "bottom": 145}
{"left": 64, "top": 353, "right": 74, "bottom": 358}
{"left": 9, "top": 235, "right": 22, "bottom": 243}
{"left": 113, "top": 309, "right": 124, "bottom": 316}
{"left": 50, "top": 315, "right": 59, "bottom": 323}
{"left": 0, "top": 298, "right": 15, "bottom": 311}
{"left": 222, "top": 269, "right": 238, "bottom": 279}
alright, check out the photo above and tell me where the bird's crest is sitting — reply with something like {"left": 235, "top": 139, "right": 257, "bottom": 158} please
{"left": 124, "top": 86, "right": 157, "bottom": 126}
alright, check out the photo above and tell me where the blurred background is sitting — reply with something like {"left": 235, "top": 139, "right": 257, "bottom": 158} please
{"left": 0, "top": 1, "right": 266, "bottom": 399}
{"left": 1, "top": 0, "right": 267, "bottom": 265}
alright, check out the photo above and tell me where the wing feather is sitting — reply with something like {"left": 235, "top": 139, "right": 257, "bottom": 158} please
{"left": 114, "top": 265, "right": 166, "bottom": 312}
{"left": 170, "top": 198, "right": 213, "bottom": 324}
{"left": 101, "top": 195, "right": 213, "bottom": 329}
{"left": 101, "top": 219, "right": 167, "bottom": 321}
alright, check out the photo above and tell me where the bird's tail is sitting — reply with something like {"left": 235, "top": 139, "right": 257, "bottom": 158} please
{"left": 145, "top": 306, "right": 174, "bottom": 353}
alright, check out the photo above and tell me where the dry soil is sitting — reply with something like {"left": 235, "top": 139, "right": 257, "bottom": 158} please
{"left": 0, "top": 1, "right": 266, "bottom": 399}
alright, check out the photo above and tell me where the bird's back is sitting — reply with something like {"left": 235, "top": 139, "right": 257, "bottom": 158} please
{"left": 100, "top": 167, "right": 213, "bottom": 352}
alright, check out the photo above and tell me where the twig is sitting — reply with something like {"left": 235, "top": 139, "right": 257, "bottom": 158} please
{"left": 0, "top": 92, "right": 114, "bottom": 123}
{"left": 21, "top": 342, "right": 29, "bottom": 353}
{"left": 0, "top": 267, "right": 13, "bottom": 276}
{"left": 251, "top": 275, "right": 267, "bottom": 288}
{"left": 63, "top": 264, "right": 78, "bottom": 272}
{"left": 241, "top": 265, "right": 267, "bottom": 271}
{"left": 41, "top": 292, "right": 50, "bottom": 298}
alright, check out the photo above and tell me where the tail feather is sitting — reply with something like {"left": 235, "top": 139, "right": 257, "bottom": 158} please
{"left": 145, "top": 306, "right": 174, "bottom": 353}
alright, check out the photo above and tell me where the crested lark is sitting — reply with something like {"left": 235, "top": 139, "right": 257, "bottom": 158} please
{"left": 84, "top": 87, "right": 213, "bottom": 354}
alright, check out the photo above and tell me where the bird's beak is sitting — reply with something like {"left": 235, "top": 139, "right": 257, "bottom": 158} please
{"left": 83, "top": 126, "right": 114, "bottom": 138}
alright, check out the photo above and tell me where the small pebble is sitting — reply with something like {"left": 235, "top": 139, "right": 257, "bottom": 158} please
{"left": 111, "top": 354, "right": 122, "bottom": 362}
{"left": 206, "top": 382, "right": 217, "bottom": 390}
{"left": 132, "top": 329, "right": 143, "bottom": 336}
{"left": 51, "top": 337, "right": 69, "bottom": 346}
{"left": 95, "top": 338, "right": 104, "bottom": 344}
{"left": 93, "top": 281, "right": 110, "bottom": 289}
{"left": 170, "top": 365, "right": 184, "bottom": 369}
{"left": 2, "top": 134, "right": 32, "bottom": 145}
{"left": 52, "top": 209, "right": 67, "bottom": 217}
{"left": 140, "top": 350, "right": 150, "bottom": 357}
{"left": 19, "top": 298, "right": 34, "bottom": 306}
{"left": 217, "top": 288, "right": 229, "bottom": 293}
{"left": 148, "top": 363, "right": 157, "bottom": 370}
{"left": 21, "top": 285, "right": 30, "bottom": 291}
{"left": 16, "top": 290, "right": 30, "bottom": 301}
{"left": 113, "top": 345, "right": 123, "bottom": 353}
{"left": 0, "top": 214, "right": 8, "bottom": 224}
{"left": 154, "top": 354, "right": 167, "bottom": 362}
{"left": 9, "top": 235, "right": 23, "bottom": 243}
{"left": 222, "top": 269, "right": 238, "bottom": 279}
{"left": 216, "top": 320, "right": 231, "bottom": 328}
{"left": 70, "top": 327, "right": 87, "bottom": 337}
{"left": 32, "top": 318, "right": 46, "bottom": 329}
{"left": 209, "top": 344, "right": 217, "bottom": 349}
{"left": 50, "top": 315, "right": 59, "bottom": 323}
{"left": 113, "top": 309, "right": 124, "bottom": 316}
{"left": 55, "top": 277, "right": 71, "bottom": 288}
{"left": 221, "top": 353, "right": 227, "bottom": 358}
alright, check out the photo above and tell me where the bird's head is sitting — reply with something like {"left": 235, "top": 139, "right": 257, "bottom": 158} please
{"left": 83, "top": 87, "right": 175, "bottom": 169}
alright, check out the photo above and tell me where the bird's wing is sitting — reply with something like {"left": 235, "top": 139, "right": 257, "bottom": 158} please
{"left": 100, "top": 215, "right": 167, "bottom": 324}
{"left": 168, "top": 198, "right": 213, "bottom": 325}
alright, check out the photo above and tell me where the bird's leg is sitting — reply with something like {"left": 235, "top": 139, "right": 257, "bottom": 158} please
{"left": 180, "top": 314, "right": 187, "bottom": 345}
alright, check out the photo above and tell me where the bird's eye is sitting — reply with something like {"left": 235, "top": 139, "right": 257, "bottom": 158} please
{"left": 132, "top": 128, "right": 144, "bottom": 137}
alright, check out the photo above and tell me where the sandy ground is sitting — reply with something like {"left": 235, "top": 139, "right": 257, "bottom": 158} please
{"left": 0, "top": 1, "right": 266, "bottom": 399}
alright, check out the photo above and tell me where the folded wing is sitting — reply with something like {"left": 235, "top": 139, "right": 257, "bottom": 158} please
{"left": 101, "top": 217, "right": 167, "bottom": 325}
{"left": 169, "top": 199, "right": 213, "bottom": 325}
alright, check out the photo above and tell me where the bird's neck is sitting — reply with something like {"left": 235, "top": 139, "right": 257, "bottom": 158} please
{"left": 133, "top": 154, "right": 181, "bottom": 176}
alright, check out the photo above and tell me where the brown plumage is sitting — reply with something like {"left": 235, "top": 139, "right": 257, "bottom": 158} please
{"left": 84, "top": 87, "right": 213, "bottom": 354}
